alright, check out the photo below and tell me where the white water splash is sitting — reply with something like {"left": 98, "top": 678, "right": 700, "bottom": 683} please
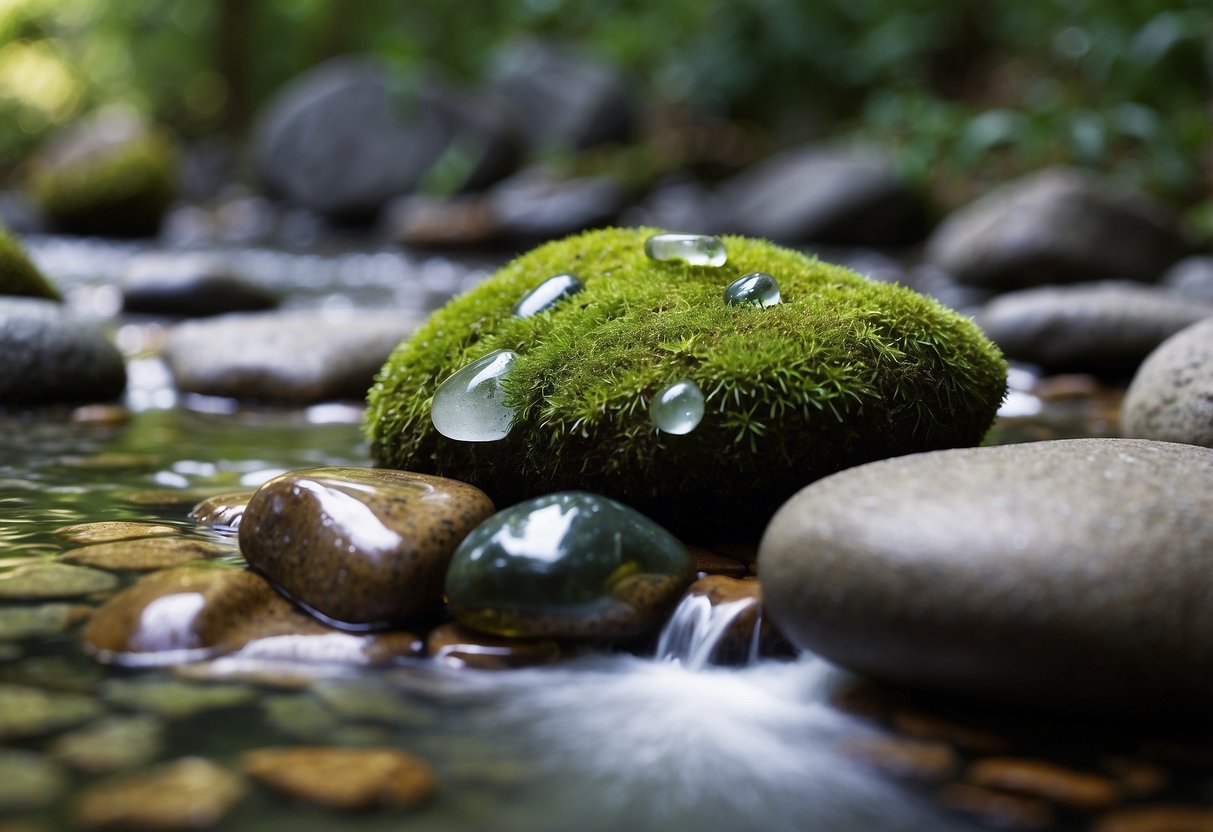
{"left": 655, "top": 594, "right": 761, "bottom": 669}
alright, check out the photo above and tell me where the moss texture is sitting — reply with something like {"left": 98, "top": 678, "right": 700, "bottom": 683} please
{"left": 0, "top": 228, "right": 59, "bottom": 301}
{"left": 29, "top": 129, "right": 177, "bottom": 238}
{"left": 366, "top": 228, "right": 1006, "bottom": 535}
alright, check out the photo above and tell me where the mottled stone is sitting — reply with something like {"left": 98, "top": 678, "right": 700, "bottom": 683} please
{"left": 0, "top": 297, "right": 126, "bottom": 404}
{"left": 101, "top": 678, "right": 255, "bottom": 719}
{"left": 241, "top": 746, "right": 435, "bottom": 811}
{"left": 841, "top": 736, "right": 959, "bottom": 783}
{"left": 0, "top": 750, "right": 66, "bottom": 812}
{"left": 74, "top": 757, "right": 246, "bottom": 830}
{"left": 0, "top": 683, "right": 103, "bottom": 740}
{"left": 188, "top": 491, "right": 256, "bottom": 532}
{"left": 1122, "top": 317, "right": 1213, "bottom": 448}
{"left": 759, "top": 439, "right": 1213, "bottom": 709}
{"left": 426, "top": 622, "right": 561, "bottom": 670}
{"left": 49, "top": 715, "right": 164, "bottom": 773}
{"left": 0, "top": 563, "right": 117, "bottom": 600}
{"left": 446, "top": 491, "right": 693, "bottom": 639}
{"left": 239, "top": 468, "right": 494, "bottom": 626}
{"left": 968, "top": 758, "right": 1122, "bottom": 810}
{"left": 0, "top": 603, "right": 92, "bottom": 641}
{"left": 56, "top": 522, "right": 178, "bottom": 545}
{"left": 1094, "top": 807, "right": 1213, "bottom": 832}
{"left": 63, "top": 538, "right": 230, "bottom": 571}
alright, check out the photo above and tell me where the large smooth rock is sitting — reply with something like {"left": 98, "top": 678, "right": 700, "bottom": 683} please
{"left": 0, "top": 297, "right": 126, "bottom": 404}
{"left": 240, "top": 468, "right": 495, "bottom": 626}
{"left": 1122, "top": 317, "right": 1213, "bottom": 447}
{"left": 925, "top": 168, "right": 1188, "bottom": 289}
{"left": 759, "top": 438, "right": 1213, "bottom": 710}
{"left": 975, "top": 281, "right": 1213, "bottom": 375}
{"left": 164, "top": 309, "right": 419, "bottom": 403}
{"left": 254, "top": 57, "right": 519, "bottom": 221}
{"left": 715, "top": 146, "right": 929, "bottom": 246}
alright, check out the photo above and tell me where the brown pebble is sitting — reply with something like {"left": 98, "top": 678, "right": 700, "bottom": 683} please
{"left": 1094, "top": 806, "right": 1213, "bottom": 832}
{"left": 891, "top": 707, "right": 1011, "bottom": 753}
{"left": 426, "top": 623, "right": 560, "bottom": 670}
{"left": 1100, "top": 755, "right": 1170, "bottom": 798}
{"left": 241, "top": 746, "right": 435, "bottom": 811}
{"left": 62, "top": 538, "right": 231, "bottom": 571}
{"left": 938, "top": 782, "right": 1055, "bottom": 830}
{"left": 74, "top": 757, "right": 246, "bottom": 830}
{"left": 968, "top": 757, "right": 1122, "bottom": 810}
{"left": 686, "top": 546, "right": 748, "bottom": 577}
{"left": 1033, "top": 374, "right": 1102, "bottom": 400}
{"left": 188, "top": 492, "right": 256, "bottom": 532}
{"left": 840, "top": 736, "right": 959, "bottom": 783}
{"left": 55, "top": 522, "right": 177, "bottom": 545}
{"left": 70, "top": 405, "right": 131, "bottom": 427}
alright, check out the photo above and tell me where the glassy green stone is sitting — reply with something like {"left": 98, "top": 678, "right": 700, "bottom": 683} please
{"left": 445, "top": 491, "right": 694, "bottom": 639}
{"left": 649, "top": 379, "right": 705, "bottom": 435}
{"left": 431, "top": 349, "right": 519, "bottom": 442}
{"left": 513, "top": 273, "right": 584, "bottom": 318}
{"left": 724, "top": 272, "right": 781, "bottom": 308}
{"left": 644, "top": 233, "right": 727, "bottom": 267}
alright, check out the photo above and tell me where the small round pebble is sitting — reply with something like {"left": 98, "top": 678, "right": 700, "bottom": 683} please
{"left": 0, "top": 750, "right": 66, "bottom": 811}
{"left": 840, "top": 736, "right": 959, "bottom": 783}
{"left": 938, "top": 782, "right": 1055, "bottom": 830}
{"left": 62, "top": 538, "right": 230, "bottom": 571}
{"left": 967, "top": 757, "right": 1122, "bottom": 810}
{"left": 0, "top": 683, "right": 103, "bottom": 740}
{"left": 100, "top": 678, "right": 255, "bottom": 719}
{"left": 0, "top": 563, "right": 118, "bottom": 600}
{"left": 55, "top": 522, "right": 177, "bottom": 545}
{"left": 188, "top": 491, "right": 256, "bottom": 531}
{"left": 0, "top": 604, "right": 92, "bottom": 641}
{"left": 73, "top": 757, "right": 246, "bottom": 831}
{"left": 241, "top": 746, "right": 436, "bottom": 811}
{"left": 49, "top": 715, "right": 164, "bottom": 773}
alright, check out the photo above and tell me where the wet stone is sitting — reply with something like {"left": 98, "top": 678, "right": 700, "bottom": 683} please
{"left": 0, "top": 750, "right": 67, "bottom": 812}
{"left": 938, "top": 782, "right": 1056, "bottom": 830}
{"left": 0, "top": 683, "right": 103, "bottom": 740}
{"left": 656, "top": 575, "right": 784, "bottom": 666}
{"left": 101, "top": 678, "right": 256, "bottom": 719}
{"left": 241, "top": 746, "right": 436, "bottom": 811}
{"left": 0, "top": 563, "right": 117, "bottom": 600}
{"left": 239, "top": 468, "right": 495, "bottom": 627}
{"left": 890, "top": 708, "right": 1011, "bottom": 754}
{"left": 430, "top": 350, "right": 519, "bottom": 442}
{"left": 49, "top": 715, "right": 164, "bottom": 773}
{"left": 445, "top": 491, "right": 694, "bottom": 640}
{"left": 644, "top": 233, "right": 727, "bottom": 267}
{"left": 427, "top": 622, "right": 561, "bottom": 670}
{"left": 74, "top": 757, "right": 246, "bottom": 831}
{"left": 1099, "top": 756, "right": 1169, "bottom": 799}
{"left": 1122, "top": 317, "right": 1213, "bottom": 448}
{"left": 686, "top": 546, "right": 748, "bottom": 577}
{"left": 312, "top": 681, "right": 431, "bottom": 727}
{"left": 56, "top": 521, "right": 177, "bottom": 545}
{"left": 62, "top": 538, "right": 231, "bottom": 571}
{"left": 188, "top": 491, "right": 256, "bottom": 532}
{"left": 724, "top": 272, "right": 781, "bottom": 308}
{"left": 967, "top": 757, "right": 1122, "bottom": 810}
{"left": 0, "top": 603, "right": 92, "bottom": 641}
{"left": 1094, "top": 807, "right": 1213, "bottom": 832}
{"left": 840, "top": 736, "right": 959, "bottom": 784}
{"left": 513, "top": 273, "right": 584, "bottom": 318}
{"left": 649, "top": 379, "right": 705, "bottom": 435}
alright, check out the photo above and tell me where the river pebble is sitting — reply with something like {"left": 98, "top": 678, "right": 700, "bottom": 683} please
{"left": 0, "top": 563, "right": 117, "bottom": 600}
{"left": 966, "top": 758, "right": 1122, "bottom": 810}
{"left": 0, "top": 750, "right": 66, "bottom": 812}
{"left": 55, "top": 522, "right": 177, "bottom": 545}
{"left": 62, "top": 538, "right": 231, "bottom": 571}
{"left": 0, "top": 683, "right": 103, "bottom": 740}
{"left": 49, "top": 714, "right": 164, "bottom": 773}
{"left": 241, "top": 746, "right": 436, "bottom": 811}
{"left": 73, "top": 757, "right": 246, "bottom": 831}
{"left": 1122, "top": 317, "right": 1213, "bottom": 448}
{"left": 0, "top": 604, "right": 92, "bottom": 641}
{"left": 426, "top": 623, "right": 561, "bottom": 670}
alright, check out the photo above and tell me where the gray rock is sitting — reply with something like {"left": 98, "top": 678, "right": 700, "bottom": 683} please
{"left": 122, "top": 253, "right": 278, "bottom": 317}
{"left": 486, "top": 167, "right": 629, "bottom": 242}
{"left": 715, "top": 146, "right": 929, "bottom": 246}
{"left": 1161, "top": 255, "right": 1213, "bottom": 303}
{"left": 1122, "top": 317, "right": 1213, "bottom": 447}
{"left": 925, "top": 168, "right": 1188, "bottom": 289}
{"left": 975, "top": 281, "right": 1213, "bottom": 374}
{"left": 0, "top": 297, "right": 126, "bottom": 403}
{"left": 253, "top": 57, "right": 520, "bottom": 221}
{"left": 621, "top": 178, "right": 720, "bottom": 235}
{"left": 164, "top": 309, "right": 420, "bottom": 403}
{"left": 759, "top": 438, "right": 1213, "bottom": 710}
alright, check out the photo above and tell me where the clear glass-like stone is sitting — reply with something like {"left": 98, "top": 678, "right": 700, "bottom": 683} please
{"left": 649, "top": 379, "right": 705, "bottom": 435}
{"left": 644, "top": 233, "right": 727, "bottom": 267}
{"left": 724, "top": 272, "right": 781, "bottom": 308}
{"left": 512, "top": 273, "right": 584, "bottom": 318}
{"left": 431, "top": 350, "right": 519, "bottom": 442}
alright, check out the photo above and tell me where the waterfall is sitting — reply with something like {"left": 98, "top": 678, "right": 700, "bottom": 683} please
{"left": 655, "top": 593, "right": 764, "bottom": 669}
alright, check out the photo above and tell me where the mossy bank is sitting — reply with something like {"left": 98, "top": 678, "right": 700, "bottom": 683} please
{"left": 366, "top": 228, "right": 1006, "bottom": 534}
{"left": 0, "top": 228, "right": 59, "bottom": 301}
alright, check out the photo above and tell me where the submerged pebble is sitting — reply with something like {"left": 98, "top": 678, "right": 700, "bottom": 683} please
{"left": 513, "top": 273, "right": 584, "bottom": 318}
{"left": 241, "top": 746, "right": 436, "bottom": 811}
{"left": 0, "top": 683, "right": 103, "bottom": 740}
{"left": 73, "top": 757, "right": 247, "bottom": 831}
{"left": 724, "top": 272, "right": 781, "bottom": 307}
{"left": 0, "top": 563, "right": 117, "bottom": 600}
{"left": 188, "top": 491, "right": 257, "bottom": 531}
{"left": 0, "top": 749, "right": 67, "bottom": 811}
{"left": 49, "top": 715, "right": 165, "bottom": 773}
{"left": 62, "top": 538, "right": 231, "bottom": 571}
{"left": 649, "top": 379, "right": 705, "bottom": 435}
{"left": 0, "top": 603, "right": 92, "bottom": 641}
{"left": 100, "top": 678, "right": 256, "bottom": 719}
{"left": 55, "top": 522, "right": 177, "bottom": 545}
{"left": 644, "top": 233, "right": 727, "bottom": 267}
{"left": 445, "top": 491, "right": 694, "bottom": 639}
{"left": 431, "top": 349, "right": 519, "bottom": 442}
{"left": 426, "top": 623, "right": 561, "bottom": 670}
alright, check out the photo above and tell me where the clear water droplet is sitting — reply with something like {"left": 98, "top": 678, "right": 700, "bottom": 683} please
{"left": 650, "top": 379, "right": 705, "bottom": 435}
{"left": 513, "top": 273, "right": 584, "bottom": 318}
{"left": 724, "top": 272, "right": 781, "bottom": 308}
{"left": 644, "top": 233, "right": 727, "bottom": 267}
{"left": 431, "top": 349, "right": 519, "bottom": 442}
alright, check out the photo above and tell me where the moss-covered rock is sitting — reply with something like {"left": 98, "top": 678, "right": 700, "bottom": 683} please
{"left": 366, "top": 228, "right": 1006, "bottom": 534}
{"left": 0, "top": 227, "right": 59, "bottom": 300}
{"left": 28, "top": 113, "right": 177, "bottom": 238}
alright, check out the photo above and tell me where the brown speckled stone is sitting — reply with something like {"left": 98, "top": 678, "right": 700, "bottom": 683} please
{"left": 62, "top": 538, "right": 230, "bottom": 571}
{"left": 426, "top": 623, "right": 560, "bottom": 670}
{"left": 1094, "top": 806, "right": 1213, "bottom": 832}
{"left": 241, "top": 746, "right": 435, "bottom": 810}
{"left": 55, "top": 522, "right": 177, "bottom": 544}
{"left": 967, "top": 757, "right": 1122, "bottom": 810}
{"left": 74, "top": 757, "right": 246, "bottom": 830}
{"left": 239, "top": 468, "right": 494, "bottom": 626}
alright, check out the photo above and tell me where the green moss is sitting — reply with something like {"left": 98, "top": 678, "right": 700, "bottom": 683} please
{"left": 0, "top": 228, "right": 59, "bottom": 301}
{"left": 29, "top": 128, "right": 177, "bottom": 238}
{"left": 366, "top": 228, "right": 1006, "bottom": 535}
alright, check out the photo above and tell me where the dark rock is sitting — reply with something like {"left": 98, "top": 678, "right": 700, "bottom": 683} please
{"left": 163, "top": 309, "right": 419, "bottom": 403}
{"left": 0, "top": 297, "right": 126, "bottom": 404}
{"left": 975, "top": 281, "right": 1213, "bottom": 375}
{"left": 658, "top": 575, "right": 785, "bottom": 665}
{"left": 122, "top": 253, "right": 278, "bottom": 317}
{"left": 1161, "top": 255, "right": 1213, "bottom": 303}
{"left": 1122, "top": 317, "right": 1213, "bottom": 448}
{"left": 759, "top": 438, "right": 1213, "bottom": 710}
{"left": 240, "top": 468, "right": 495, "bottom": 627}
{"left": 486, "top": 167, "right": 629, "bottom": 243}
{"left": 925, "top": 168, "right": 1188, "bottom": 290}
{"left": 0, "top": 227, "right": 59, "bottom": 300}
{"left": 715, "top": 146, "right": 929, "bottom": 246}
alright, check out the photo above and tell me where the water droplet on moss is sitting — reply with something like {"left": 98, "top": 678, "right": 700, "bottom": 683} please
{"left": 724, "top": 272, "right": 781, "bottom": 308}
{"left": 644, "top": 233, "right": 727, "bottom": 267}
{"left": 650, "top": 380, "right": 705, "bottom": 435}
{"left": 513, "top": 273, "right": 584, "bottom": 318}
{"left": 431, "top": 350, "right": 519, "bottom": 442}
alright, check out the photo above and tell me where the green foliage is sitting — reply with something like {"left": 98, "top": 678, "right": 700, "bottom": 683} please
{"left": 366, "top": 228, "right": 1007, "bottom": 533}
{"left": 0, "top": 226, "right": 59, "bottom": 300}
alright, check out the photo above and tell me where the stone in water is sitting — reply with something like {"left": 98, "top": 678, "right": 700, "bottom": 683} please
{"left": 513, "top": 273, "right": 584, "bottom": 318}
{"left": 650, "top": 379, "right": 705, "bottom": 435}
{"left": 644, "top": 233, "right": 727, "bottom": 267}
{"left": 725, "top": 272, "right": 781, "bottom": 308}
{"left": 431, "top": 350, "right": 519, "bottom": 442}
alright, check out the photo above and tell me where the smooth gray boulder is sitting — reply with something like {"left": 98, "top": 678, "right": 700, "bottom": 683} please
{"left": 759, "top": 438, "right": 1213, "bottom": 710}
{"left": 1122, "top": 317, "right": 1213, "bottom": 448}
{"left": 0, "top": 297, "right": 126, "bottom": 404}
{"left": 925, "top": 168, "right": 1187, "bottom": 289}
